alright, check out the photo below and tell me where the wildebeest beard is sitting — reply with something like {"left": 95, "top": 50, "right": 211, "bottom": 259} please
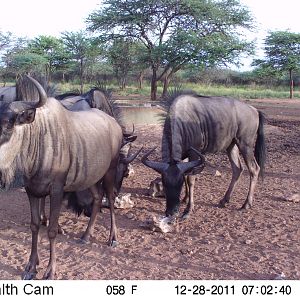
{"left": 0, "top": 136, "right": 18, "bottom": 190}
{"left": 0, "top": 159, "right": 17, "bottom": 190}
{"left": 0, "top": 124, "right": 26, "bottom": 190}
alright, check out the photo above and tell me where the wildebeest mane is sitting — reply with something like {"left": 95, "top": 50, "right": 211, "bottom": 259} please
{"left": 57, "top": 86, "right": 125, "bottom": 130}
{"left": 87, "top": 87, "right": 125, "bottom": 132}
{"left": 158, "top": 88, "right": 209, "bottom": 124}
{"left": 159, "top": 88, "right": 214, "bottom": 162}
{"left": 160, "top": 88, "right": 198, "bottom": 114}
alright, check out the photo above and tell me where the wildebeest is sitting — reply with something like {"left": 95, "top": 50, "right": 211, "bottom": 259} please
{"left": 56, "top": 87, "right": 117, "bottom": 113}
{"left": 0, "top": 75, "right": 133, "bottom": 279}
{"left": 0, "top": 86, "right": 17, "bottom": 102}
{"left": 142, "top": 91, "right": 266, "bottom": 218}
{"left": 1, "top": 77, "right": 141, "bottom": 232}
{"left": 39, "top": 87, "right": 141, "bottom": 227}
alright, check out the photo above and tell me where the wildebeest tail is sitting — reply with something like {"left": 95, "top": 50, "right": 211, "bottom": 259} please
{"left": 66, "top": 192, "right": 84, "bottom": 216}
{"left": 255, "top": 111, "right": 266, "bottom": 179}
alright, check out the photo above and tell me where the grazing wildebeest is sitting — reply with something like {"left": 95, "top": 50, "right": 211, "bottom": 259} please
{"left": 142, "top": 91, "right": 266, "bottom": 218}
{"left": 0, "top": 76, "right": 130, "bottom": 279}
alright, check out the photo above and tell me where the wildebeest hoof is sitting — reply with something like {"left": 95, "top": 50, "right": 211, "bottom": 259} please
{"left": 239, "top": 203, "right": 252, "bottom": 210}
{"left": 181, "top": 212, "right": 190, "bottom": 220}
{"left": 181, "top": 208, "right": 192, "bottom": 219}
{"left": 22, "top": 271, "right": 36, "bottom": 280}
{"left": 78, "top": 237, "right": 89, "bottom": 244}
{"left": 43, "top": 270, "right": 55, "bottom": 280}
{"left": 218, "top": 202, "right": 226, "bottom": 208}
{"left": 218, "top": 197, "right": 229, "bottom": 208}
{"left": 109, "top": 240, "right": 118, "bottom": 248}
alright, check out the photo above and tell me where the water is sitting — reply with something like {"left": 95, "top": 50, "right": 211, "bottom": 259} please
{"left": 121, "top": 106, "right": 164, "bottom": 125}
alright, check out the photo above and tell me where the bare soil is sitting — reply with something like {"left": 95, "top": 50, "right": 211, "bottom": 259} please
{"left": 0, "top": 98, "right": 299, "bottom": 280}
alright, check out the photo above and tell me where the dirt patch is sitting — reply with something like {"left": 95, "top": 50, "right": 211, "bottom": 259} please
{"left": 0, "top": 98, "right": 299, "bottom": 280}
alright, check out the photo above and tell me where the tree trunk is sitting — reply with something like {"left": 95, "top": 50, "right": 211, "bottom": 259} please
{"left": 289, "top": 69, "right": 294, "bottom": 99}
{"left": 138, "top": 70, "right": 144, "bottom": 90}
{"left": 150, "top": 67, "right": 158, "bottom": 101}
{"left": 45, "top": 64, "right": 50, "bottom": 84}
{"left": 121, "top": 77, "right": 126, "bottom": 90}
{"left": 47, "top": 71, "right": 51, "bottom": 85}
{"left": 80, "top": 58, "right": 84, "bottom": 94}
{"left": 162, "top": 75, "right": 171, "bottom": 99}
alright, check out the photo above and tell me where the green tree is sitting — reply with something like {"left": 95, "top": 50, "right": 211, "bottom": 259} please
{"left": 0, "top": 31, "right": 13, "bottom": 51}
{"left": 252, "top": 31, "right": 300, "bottom": 98}
{"left": 108, "top": 38, "right": 140, "bottom": 89}
{"left": 61, "top": 31, "right": 101, "bottom": 93}
{"left": 28, "top": 35, "right": 69, "bottom": 82}
{"left": 87, "top": 0, "right": 254, "bottom": 100}
{"left": 131, "top": 41, "right": 151, "bottom": 90}
{"left": 5, "top": 51, "right": 47, "bottom": 75}
{"left": 1, "top": 31, "right": 12, "bottom": 81}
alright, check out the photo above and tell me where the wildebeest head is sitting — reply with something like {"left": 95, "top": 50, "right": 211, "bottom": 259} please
{"left": 0, "top": 76, "right": 47, "bottom": 188}
{"left": 142, "top": 148, "right": 205, "bottom": 216}
{"left": 0, "top": 76, "right": 47, "bottom": 142}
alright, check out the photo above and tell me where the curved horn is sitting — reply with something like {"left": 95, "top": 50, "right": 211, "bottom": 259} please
{"left": 123, "top": 124, "right": 135, "bottom": 138}
{"left": 25, "top": 75, "right": 47, "bottom": 108}
{"left": 121, "top": 147, "right": 143, "bottom": 164}
{"left": 141, "top": 147, "right": 169, "bottom": 174}
{"left": 177, "top": 147, "right": 205, "bottom": 174}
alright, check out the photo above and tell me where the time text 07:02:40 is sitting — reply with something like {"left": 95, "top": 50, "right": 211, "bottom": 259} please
{"left": 175, "top": 284, "right": 292, "bottom": 296}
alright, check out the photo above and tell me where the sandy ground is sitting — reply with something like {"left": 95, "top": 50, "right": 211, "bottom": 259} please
{"left": 0, "top": 98, "right": 299, "bottom": 280}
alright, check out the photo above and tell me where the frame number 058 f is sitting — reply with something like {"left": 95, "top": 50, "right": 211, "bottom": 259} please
{"left": 106, "top": 285, "right": 138, "bottom": 296}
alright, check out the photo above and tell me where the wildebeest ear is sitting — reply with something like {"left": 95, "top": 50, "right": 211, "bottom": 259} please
{"left": 15, "top": 109, "right": 36, "bottom": 125}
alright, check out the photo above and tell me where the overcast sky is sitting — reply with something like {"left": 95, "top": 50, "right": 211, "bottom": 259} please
{"left": 1, "top": 0, "right": 299, "bottom": 70}
{"left": 0, "top": 0, "right": 100, "bottom": 37}
{"left": 239, "top": 0, "right": 300, "bottom": 69}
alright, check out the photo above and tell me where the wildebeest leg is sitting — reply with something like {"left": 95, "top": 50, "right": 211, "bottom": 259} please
{"left": 182, "top": 177, "right": 189, "bottom": 203}
{"left": 23, "top": 194, "right": 41, "bottom": 280}
{"left": 40, "top": 197, "right": 47, "bottom": 226}
{"left": 80, "top": 184, "right": 103, "bottom": 243}
{"left": 103, "top": 170, "right": 118, "bottom": 247}
{"left": 40, "top": 197, "right": 64, "bottom": 234}
{"left": 182, "top": 175, "right": 196, "bottom": 219}
{"left": 239, "top": 147, "right": 260, "bottom": 209}
{"left": 219, "top": 144, "right": 244, "bottom": 208}
{"left": 42, "top": 189, "right": 63, "bottom": 280}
